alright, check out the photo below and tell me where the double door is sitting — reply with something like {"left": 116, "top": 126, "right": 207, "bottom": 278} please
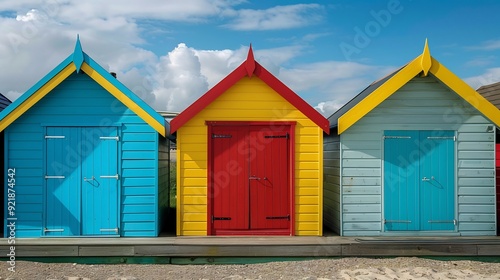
{"left": 209, "top": 124, "right": 291, "bottom": 235}
{"left": 383, "top": 130, "right": 455, "bottom": 231}
{"left": 44, "top": 127, "right": 119, "bottom": 236}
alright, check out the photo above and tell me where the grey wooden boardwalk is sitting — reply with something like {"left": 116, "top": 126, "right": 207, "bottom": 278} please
{"left": 1, "top": 236, "right": 499, "bottom": 258}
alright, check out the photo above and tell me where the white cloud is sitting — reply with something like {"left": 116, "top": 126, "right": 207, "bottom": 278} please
{"left": 0, "top": 0, "right": 236, "bottom": 22}
{"left": 0, "top": 1, "right": 386, "bottom": 120}
{"left": 465, "top": 68, "right": 500, "bottom": 90}
{"left": 467, "top": 40, "right": 500, "bottom": 51}
{"left": 151, "top": 43, "right": 209, "bottom": 112}
{"left": 15, "top": 8, "right": 43, "bottom": 22}
{"left": 464, "top": 56, "right": 496, "bottom": 67}
{"left": 279, "top": 61, "right": 395, "bottom": 116}
{"left": 224, "top": 4, "right": 325, "bottom": 30}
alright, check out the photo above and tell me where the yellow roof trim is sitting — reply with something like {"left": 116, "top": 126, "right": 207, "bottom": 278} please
{"left": 338, "top": 55, "right": 423, "bottom": 134}
{"left": 429, "top": 57, "right": 500, "bottom": 127}
{"left": 421, "top": 39, "right": 432, "bottom": 76}
{"left": 80, "top": 63, "right": 166, "bottom": 137}
{"left": 337, "top": 40, "right": 500, "bottom": 134}
{"left": 0, "top": 63, "right": 76, "bottom": 132}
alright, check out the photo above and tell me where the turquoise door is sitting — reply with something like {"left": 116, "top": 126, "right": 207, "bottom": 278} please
{"left": 45, "top": 127, "right": 119, "bottom": 236}
{"left": 383, "top": 130, "right": 455, "bottom": 231}
{"left": 45, "top": 127, "right": 81, "bottom": 236}
{"left": 81, "top": 127, "right": 119, "bottom": 235}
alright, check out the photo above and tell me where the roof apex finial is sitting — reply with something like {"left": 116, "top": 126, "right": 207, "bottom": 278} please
{"left": 420, "top": 38, "right": 432, "bottom": 76}
{"left": 73, "top": 34, "right": 84, "bottom": 73}
{"left": 245, "top": 44, "right": 256, "bottom": 77}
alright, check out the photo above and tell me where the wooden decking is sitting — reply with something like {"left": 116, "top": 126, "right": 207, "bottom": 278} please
{"left": 1, "top": 235, "right": 499, "bottom": 258}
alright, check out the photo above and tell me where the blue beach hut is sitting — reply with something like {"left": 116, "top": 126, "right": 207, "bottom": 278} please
{"left": 324, "top": 41, "right": 500, "bottom": 236}
{"left": 0, "top": 38, "right": 170, "bottom": 237}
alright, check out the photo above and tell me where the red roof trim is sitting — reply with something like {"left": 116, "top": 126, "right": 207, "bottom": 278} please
{"left": 170, "top": 47, "right": 329, "bottom": 134}
{"left": 170, "top": 64, "right": 247, "bottom": 132}
{"left": 245, "top": 44, "right": 256, "bottom": 78}
{"left": 254, "top": 62, "right": 329, "bottom": 133}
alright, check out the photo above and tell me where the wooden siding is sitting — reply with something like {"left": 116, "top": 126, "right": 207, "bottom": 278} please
{"left": 177, "top": 76, "right": 323, "bottom": 236}
{"left": 323, "top": 131, "right": 341, "bottom": 234}
{"left": 4, "top": 73, "right": 160, "bottom": 237}
{"left": 340, "top": 75, "right": 496, "bottom": 236}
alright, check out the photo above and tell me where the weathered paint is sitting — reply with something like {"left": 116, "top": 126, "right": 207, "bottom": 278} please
{"left": 176, "top": 76, "right": 324, "bottom": 236}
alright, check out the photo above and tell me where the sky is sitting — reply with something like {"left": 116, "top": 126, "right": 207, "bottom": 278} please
{"left": 1, "top": 0, "right": 500, "bottom": 117}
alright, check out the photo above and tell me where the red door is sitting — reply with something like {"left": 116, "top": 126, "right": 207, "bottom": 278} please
{"left": 209, "top": 124, "right": 292, "bottom": 235}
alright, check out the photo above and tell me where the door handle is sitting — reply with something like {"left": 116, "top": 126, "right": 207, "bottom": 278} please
{"left": 422, "top": 176, "right": 435, "bottom": 182}
{"left": 249, "top": 176, "right": 260, "bottom": 180}
{"left": 84, "top": 176, "right": 95, "bottom": 182}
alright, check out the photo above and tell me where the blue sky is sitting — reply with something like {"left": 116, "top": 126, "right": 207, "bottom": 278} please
{"left": 0, "top": 0, "right": 499, "bottom": 117}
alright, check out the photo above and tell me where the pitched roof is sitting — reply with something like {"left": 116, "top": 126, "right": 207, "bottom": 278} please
{"left": 0, "top": 36, "right": 168, "bottom": 137}
{"left": 327, "top": 66, "right": 402, "bottom": 128}
{"left": 477, "top": 81, "right": 500, "bottom": 109}
{"left": 0, "top": 93, "right": 11, "bottom": 111}
{"left": 170, "top": 46, "right": 329, "bottom": 134}
{"left": 329, "top": 40, "right": 500, "bottom": 134}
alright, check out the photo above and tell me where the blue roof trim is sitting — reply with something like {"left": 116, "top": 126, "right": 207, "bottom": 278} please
{"left": 0, "top": 54, "right": 73, "bottom": 121}
{"left": 0, "top": 37, "right": 167, "bottom": 137}
{"left": 82, "top": 53, "right": 166, "bottom": 131}
{"left": 73, "top": 35, "right": 84, "bottom": 73}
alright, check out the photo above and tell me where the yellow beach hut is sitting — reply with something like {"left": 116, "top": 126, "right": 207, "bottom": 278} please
{"left": 170, "top": 46, "right": 329, "bottom": 236}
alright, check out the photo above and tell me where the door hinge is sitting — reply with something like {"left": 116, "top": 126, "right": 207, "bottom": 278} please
{"left": 384, "top": 219, "right": 412, "bottom": 224}
{"left": 426, "top": 136, "right": 455, "bottom": 141}
{"left": 45, "top": 175, "right": 65, "bottom": 179}
{"left": 100, "top": 228, "right": 119, "bottom": 233}
{"left": 212, "top": 216, "right": 232, "bottom": 222}
{"left": 100, "top": 174, "right": 119, "bottom": 180}
{"left": 44, "top": 228, "right": 65, "bottom": 232}
{"left": 383, "top": 136, "right": 411, "bottom": 139}
{"left": 99, "top": 136, "right": 119, "bottom": 141}
{"left": 264, "top": 133, "right": 289, "bottom": 139}
{"left": 212, "top": 134, "right": 232, "bottom": 138}
{"left": 428, "top": 219, "right": 457, "bottom": 225}
{"left": 266, "top": 214, "right": 290, "bottom": 221}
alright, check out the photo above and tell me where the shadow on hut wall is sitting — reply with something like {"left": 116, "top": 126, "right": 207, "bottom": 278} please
{"left": 157, "top": 139, "right": 177, "bottom": 236}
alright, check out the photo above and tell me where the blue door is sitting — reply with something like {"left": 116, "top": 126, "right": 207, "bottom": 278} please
{"left": 384, "top": 130, "right": 455, "bottom": 231}
{"left": 45, "top": 127, "right": 119, "bottom": 236}
{"left": 45, "top": 127, "right": 81, "bottom": 236}
{"left": 81, "top": 127, "right": 119, "bottom": 235}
